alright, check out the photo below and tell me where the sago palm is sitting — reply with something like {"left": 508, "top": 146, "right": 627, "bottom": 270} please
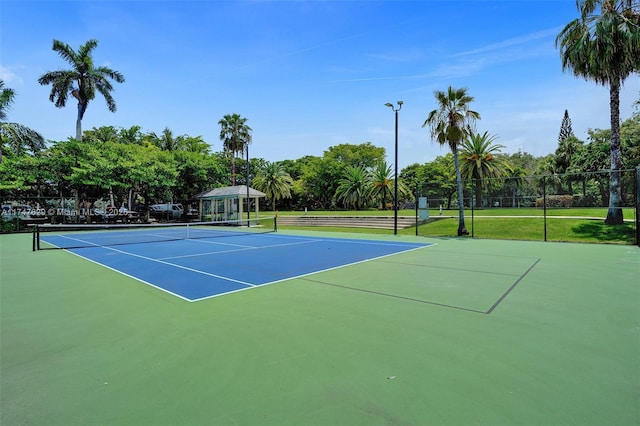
{"left": 423, "top": 86, "right": 480, "bottom": 236}
{"left": 555, "top": 0, "right": 640, "bottom": 224}
{"left": 38, "top": 39, "right": 125, "bottom": 141}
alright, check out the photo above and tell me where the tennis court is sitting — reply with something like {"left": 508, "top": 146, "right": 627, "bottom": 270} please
{"left": 37, "top": 222, "right": 431, "bottom": 301}
{"left": 1, "top": 228, "right": 639, "bottom": 425}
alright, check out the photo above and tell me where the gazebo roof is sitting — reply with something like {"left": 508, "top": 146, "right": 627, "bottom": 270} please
{"left": 193, "top": 185, "right": 266, "bottom": 199}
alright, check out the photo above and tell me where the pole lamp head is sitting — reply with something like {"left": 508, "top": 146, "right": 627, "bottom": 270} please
{"left": 384, "top": 103, "right": 393, "bottom": 108}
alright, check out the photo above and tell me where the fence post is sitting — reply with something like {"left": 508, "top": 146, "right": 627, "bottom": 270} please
{"left": 415, "top": 187, "right": 419, "bottom": 237}
{"left": 543, "top": 175, "right": 547, "bottom": 242}
{"left": 471, "top": 179, "right": 475, "bottom": 238}
{"left": 636, "top": 166, "right": 639, "bottom": 247}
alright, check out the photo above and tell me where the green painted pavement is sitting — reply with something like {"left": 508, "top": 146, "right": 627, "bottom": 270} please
{"left": 1, "top": 231, "right": 638, "bottom": 425}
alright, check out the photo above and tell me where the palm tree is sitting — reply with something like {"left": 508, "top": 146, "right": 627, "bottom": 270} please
{"left": 0, "top": 80, "right": 45, "bottom": 162}
{"left": 334, "top": 165, "right": 371, "bottom": 210}
{"left": 555, "top": 1, "right": 640, "bottom": 225}
{"left": 149, "top": 127, "right": 186, "bottom": 151}
{"left": 460, "top": 131, "right": 508, "bottom": 208}
{"left": 219, "top": 113, "right": 252, "bottom": 185}
{"left": 118, "top": 126, "right": 143, "bottom": 145}
{"left": 38, "top": 39, "right": 125, "bottom": 141}
{"left": 0, "top": 80, "right": 15, "bottom": 121}
{"left": 370, "top": 161, "right": 394, "bottom": 210}
{"left": 422, "top": 86, "right": 480, "bottom": 235}
{"left": 555, "top": 135, "right": 584, "bottom": 193}
{"left": 252, "top": 162, "right": 294, "bottom": 211}
{"left": 83, "top": 125, "right": 119, "bottom": 143}
{"left": 537, "top": 155, "right": 563, "bottom": 196}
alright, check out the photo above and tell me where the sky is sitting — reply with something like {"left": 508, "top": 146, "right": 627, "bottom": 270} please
{"left": 1, "top": 0, "right": 639, "bottom": 170}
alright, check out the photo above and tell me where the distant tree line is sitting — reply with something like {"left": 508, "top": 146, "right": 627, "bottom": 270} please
{"left": 1, "top": 113, "right": 637, "bottom": 218}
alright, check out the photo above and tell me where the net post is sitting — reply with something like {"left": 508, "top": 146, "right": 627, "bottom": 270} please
{"left": 32, "top": 225, "right": 39, "bottom": 251}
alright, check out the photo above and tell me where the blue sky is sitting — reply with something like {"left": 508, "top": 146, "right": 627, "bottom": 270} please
{"left": 2, "top": 0, "right": 638, "bottom": 169}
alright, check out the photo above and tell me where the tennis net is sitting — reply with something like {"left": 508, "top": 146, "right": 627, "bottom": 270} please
{"left": 33, "top": 216, "right": 277, "bottom": 250}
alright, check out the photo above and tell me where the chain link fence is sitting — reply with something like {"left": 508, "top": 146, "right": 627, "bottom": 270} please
{"left": 415, "top": 167, "right": 639, "bottom": 246}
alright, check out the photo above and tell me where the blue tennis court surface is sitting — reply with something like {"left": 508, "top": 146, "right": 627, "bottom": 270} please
{"left": 45, "top": 233, "right": 431, "bottom": 301}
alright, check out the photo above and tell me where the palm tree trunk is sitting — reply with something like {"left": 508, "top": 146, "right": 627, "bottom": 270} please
{"left": 453, "top": 148, "right": 468, "bottom": 235}
{"left": 75, "top": 102, "right": 82, "bottom": 141}
{"left": 231, "top": 154, "right": 236, "bottom": 186}
{"left": 605, "top": 79, "right": 623, "bottom": 225}
{"left": 381, "top": 188, "right": 387, "bottom": 210}
{"left": 474, "top": 178, "right": 482, "bottom": 208}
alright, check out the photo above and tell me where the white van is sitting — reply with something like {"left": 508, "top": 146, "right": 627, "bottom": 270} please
{"left": 149, "top": 203, "right": 184, "bottom": 220}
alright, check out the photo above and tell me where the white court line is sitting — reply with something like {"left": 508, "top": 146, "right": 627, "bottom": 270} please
{"left": 160, "top": 238, "right": 323, "bottom": 260}
{"left": 87, "top": 245, "right": 257, "bottom": 287}
{"left": 258, "top": 232, "right": 427, "bottom": 248}
{"left": 64, "top": 250, "right": 195, "bottom": 302}
{"left": 190, "top": 244, "right": 432, "bottom": 302}
{"left": 163, "top": 233, "right": 427, "bottom": 261}
{"left": 52, "top": 234, "right": 102, "bottom": 247}
{"left": 62, "top": 235, "right": 434, "bottom": 302}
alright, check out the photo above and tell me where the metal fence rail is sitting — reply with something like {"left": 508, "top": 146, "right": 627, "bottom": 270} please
{"left": 415, "top": 167, "right": 639, "bottom": 246}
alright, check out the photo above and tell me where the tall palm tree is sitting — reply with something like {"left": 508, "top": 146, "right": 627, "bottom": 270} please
{"left": 218, "top": 113, "right": 252, "bottom": 185}
{"left": 334, "top": 165, "right": 371, "bottom": 210}
{"left": 460, "top": 131, "right": 509, "bottom": 207}
{"left": 0, "top": 80, "right": 45, "bottom": 162}
{"left": 423, "top": 86, "right": 480, "bottom": 235}
{"left": 38, "top": 39, "right": 125, "bottom": 141}
{"left": 556, "top": 0, "right": 640, "bottom": 225}
{"left": 252, "top": 162, "right": 294, "bottom": 211}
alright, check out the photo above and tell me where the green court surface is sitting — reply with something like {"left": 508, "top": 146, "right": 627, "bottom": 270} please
{"left": 1, "top": 231, "right": 638, "bottom": 425}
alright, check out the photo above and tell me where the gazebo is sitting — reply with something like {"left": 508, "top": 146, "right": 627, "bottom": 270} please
{"left": 193, "top": 185, "right": 266, "bottom": 222}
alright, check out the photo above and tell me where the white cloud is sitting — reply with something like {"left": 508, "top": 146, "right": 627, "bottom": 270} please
{"left": 0, "top": 66, "right": 23, "bottom": 85}
{"left": 451, "top": 27, "right": 561, "bottom": 58}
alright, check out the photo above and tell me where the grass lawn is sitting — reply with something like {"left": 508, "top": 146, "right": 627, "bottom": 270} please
{"left": 276, "top": 207, "right": 636, "bottom": 218}
{"left": 276, "top": 208, "right": 637, "bottom": 244}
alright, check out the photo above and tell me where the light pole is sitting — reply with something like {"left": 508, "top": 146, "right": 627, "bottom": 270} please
{"left": 385, "top": 100, "right": 402, "bottom": 235}
{"left": 246, "top": 143, "right": 250, "bottom": 227}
